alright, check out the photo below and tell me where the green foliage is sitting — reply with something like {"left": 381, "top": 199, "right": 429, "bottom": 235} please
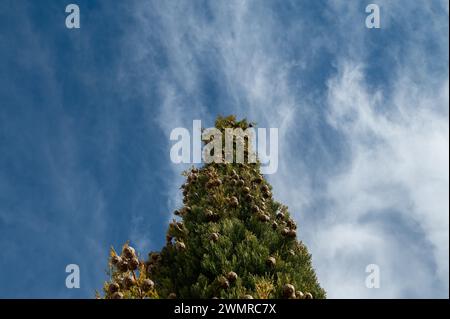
{"left": 100, "top": 115, "right": 326, "bottom": 299}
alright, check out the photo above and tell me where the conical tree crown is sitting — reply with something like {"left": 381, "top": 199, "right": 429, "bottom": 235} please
{"left": 101, "top": 115, "right": 326, "bottom": 299}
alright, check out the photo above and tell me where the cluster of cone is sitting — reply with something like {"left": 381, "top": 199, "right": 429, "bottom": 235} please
{"left": 282, "top": 284, "right": 313, "bottom": 299}
{"left": 102, "top": 244, "right": 157, "bottom": 299}
{"left": 165, "top": 163, "right": 316, "bottom": 297}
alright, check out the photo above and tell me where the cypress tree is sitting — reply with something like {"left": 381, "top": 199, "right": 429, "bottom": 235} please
{"left": 100, "top": 115, "right": 326, "bottom": 299}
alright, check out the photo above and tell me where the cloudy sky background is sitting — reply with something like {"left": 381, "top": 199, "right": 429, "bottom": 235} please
{"left": 0, "top": 0, "right": 448, "bottom": 298}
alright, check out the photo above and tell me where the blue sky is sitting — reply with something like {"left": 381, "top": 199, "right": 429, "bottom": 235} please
{"left": 0, "top": 0, "right": 448, "bottom": 298}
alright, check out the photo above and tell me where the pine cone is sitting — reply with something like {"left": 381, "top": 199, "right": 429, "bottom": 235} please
{"left": 206, "top": 210, "right": 219, "bottom": 222}
{"left": 111, "top": 255, "right": 121, "bottom": 266}
{"left": 266, "top": 257, "right": 276, "bottom": 268}
{"left": 229, "top": 197, "right": 239, "bottom": 208}
{"left": 108, "top": 282, "right": 120, "bottom": 294}
{"left": 209, "top": 233, "right": 220, "bottom": 242}
{"left": 118, "top": 260, "right": 129, "bottom": 273}
{"left": 287, "top": 229, "right": 296, "bottom": 238}
{"left": 176, "top": 221, "right": 184, "bottom": 231}
{"left": 242, "top": 294, "right": 254, "bottom": 299}
{"left": 253, "top": 176, "right": 263, "bottom": 184}
{"left": 286, "top": 218, "right": 297, "bottom": 229}
{"left": 123, "top": 276, "right": 136, "bottom": 288}
{"left": 272, "top": 221, "right": 278, "bottom": 230}
{"left": 146, "top": 264, "right": 155, "bottom": 275}
{"left": 142, "top": 279, "right": 154, "bottom": 291}
{"left": 128, "top": 257, "right": 139, "bottom": 271}
{"left": 149, "top": 252, "right": 160, "bottom": 261}
{"left": 227, "top": 271, "right": 238, "bottom": 283}
{"left": 245, "top": 193, "right": 254, "bottom": 201}
{"left": 205, "top": 209, "right": 214, "bottom": 219}
{"left": 304, "top": 292, "right": 313, "bottom": 299}
{"left": 218, "top": 276, "right": 230, "bottom": 289}
{"left": 207, "top": 178, "right": 221, "bottom": 188}
{"left": 175, "top": 241, "right": 186, "bottom": 251}
{"left": 122, "top": 246, "right": 135, "bottom": 259}
{"left": 168, "top": 293, "right": 177, "bottom": 299}
{"left": 111, "top": 292, "right": 124, "bottom": 299}
{"left": 296, "top": 291, "right": 304, "bottom": 299}
{"left": 282, "top": 284, "right": 295, "bottom": 298}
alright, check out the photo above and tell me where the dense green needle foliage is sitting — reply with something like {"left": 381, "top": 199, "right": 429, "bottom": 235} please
{"left": 100, "top": 116, "right": 326, "bottom": 299}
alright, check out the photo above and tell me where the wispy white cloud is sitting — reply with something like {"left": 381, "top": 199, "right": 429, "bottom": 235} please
{"left": 320, "top": 62, "right": 448, "bottom": 298}
{"left": 126, "top": 0, "right": 448, "bottom": 298}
